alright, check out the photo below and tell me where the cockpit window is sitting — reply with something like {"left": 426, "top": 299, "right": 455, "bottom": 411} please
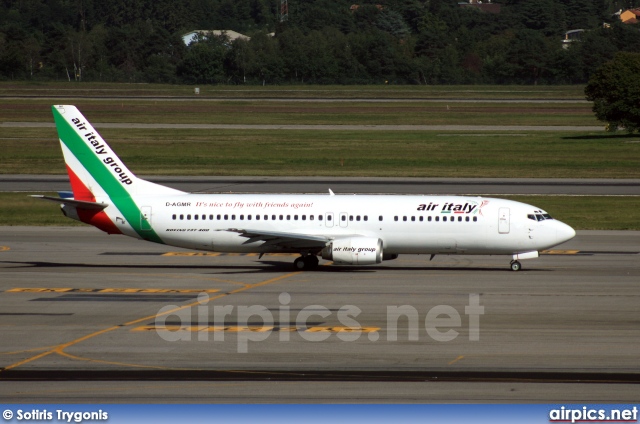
{"left": 535, "top": 214, "right": 544, "bottom": 221}
{"left": 542, "top": 214, "right": 553, "bottom": 220}
{"left": 527, "top": 214, "right": 536, "bottom": 221}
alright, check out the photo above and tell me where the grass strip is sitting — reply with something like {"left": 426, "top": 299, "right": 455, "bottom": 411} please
{"left": 1, "top": 129, "right": 638, "bottom": 178}
{"left": 0, "top": 82, "right": 588, "bottom": 99}
{"left": 0, "top": 99, "right": 597, "bottom": 126}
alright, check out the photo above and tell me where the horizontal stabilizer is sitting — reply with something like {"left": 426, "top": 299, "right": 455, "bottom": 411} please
{"left": 30, "top": 195, "right": 108, "bottom": 211}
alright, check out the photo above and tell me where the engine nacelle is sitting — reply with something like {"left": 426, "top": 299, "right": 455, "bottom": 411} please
{"left": 321, "top": 237, "right": 383, "bottom": 265}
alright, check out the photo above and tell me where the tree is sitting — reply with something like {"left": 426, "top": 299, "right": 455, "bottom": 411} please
{"left": 278, "top": 27, "right": 308, "bottom": 83}
{"left": 245, "top": 32, "right": 284, "bottom": 85}
{"left": 178, "top": 35, "right": 227, "bottom": 84}
{"left": 505, "top": 29, "right": 553, "bottom": 84}
{"left": 513, "top": 0, "right": 567, "bottom": 36}
{"left": 22, "top": 35, "right": 42, "bottom": 78}
{"left": 226, "top": 38, "right": 253, "bottom": 84}
{"left": 584, "top": 52, "right": 640, "bottom": 132}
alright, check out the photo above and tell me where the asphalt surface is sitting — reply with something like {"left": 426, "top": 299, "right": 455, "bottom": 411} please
{"left": 0, "top": 227, "right": 638, "bottom": 402}
{"left": 3, "top": 175, "right": 640, "bottom": 196}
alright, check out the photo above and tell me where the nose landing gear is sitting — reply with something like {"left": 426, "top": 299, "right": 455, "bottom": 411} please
{"left": 510, "top": 260, "right": 522, "bottom": 271}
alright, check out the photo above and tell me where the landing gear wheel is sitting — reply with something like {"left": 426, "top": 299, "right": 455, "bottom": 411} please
{"left": 303, "top": 255, "right": 319, "bottom": 269}
{"left": 294, "top": 257, "right": 306, "bottom": 270}
{"left": 294, "top": 255, "right": 319, "bottom": 270}
{"left": 510, "top": 260, "right": 522, "bottom": 271}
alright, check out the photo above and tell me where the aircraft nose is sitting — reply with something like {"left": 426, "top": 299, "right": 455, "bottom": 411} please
{"left": 556, "top": 221, "right": 576, "bottom": 244}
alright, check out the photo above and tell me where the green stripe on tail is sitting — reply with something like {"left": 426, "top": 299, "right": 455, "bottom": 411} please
{"left": 52, "top": 106, "right": 164, "bottom": 244}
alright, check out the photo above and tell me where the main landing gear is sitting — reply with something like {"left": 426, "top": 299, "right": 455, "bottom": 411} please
{"left": 510, "top": 260, "right": 522, "bottom": 271}
{"left": 294, "top": 255, "right": 319, "bottom": 270}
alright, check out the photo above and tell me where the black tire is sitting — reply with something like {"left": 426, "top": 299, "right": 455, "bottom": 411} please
{"left": 510, "top": 261, "right": 522, "bottom": 271}
{"left": 294, "top": 257, "right": 306, "bottom": 270}
{"left": 303, "top": 255, "right": 319, "bottom": 269}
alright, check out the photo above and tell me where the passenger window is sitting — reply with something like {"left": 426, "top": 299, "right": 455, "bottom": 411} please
{"left": 272, "top": 215, "right": 276, "bottom": 220}
{"left": 194, "top": 215, "right": 199, "bottom": 220}
{"left": 465, "top": 216, "right": 470, "bottom": 222}
{"left": 435, "top": 216, "right": 439, "bottom": 222}
{"left": 318, "top": 215, "right": 323, "bottom": 220}
{"left": 458, "top": 216, "right": 462, "bottom": 222}
{"left": 294, "top": 215, "right": 298, "bottom": 220}
{"left": 364, "top": 215, "right": 368, "bottom": 221}
{"left": 256, "top": 215, "right": 260, "bottom": 220}
{"left": 327, "top": 215, "right": 332, "bottom": 221}
{"left": 302, "top": 215, "right": 306, "bottom": 221}
{"left": 172, "top": 214, "right": 176, "bottom": 220}
{"left": 187, "top": 214, "right": 191, "bottom": 220}
{"left": 419, "top": 216, "right": 423, "bottom": 222}
{"left": 217, "top": 214, "right": 221, "bottom": 220}
{"left": 379, "top": 216, "right": 383, "bottom": 221}
{"left": 411, "top": 216, "right": 415, "bottom": 222}
{"left": 443, "top": 216, "right": 447, "bottom": 222}
{"left": 224, "top": 214, "right": 228, "bottom": 220}
{"left": 428, "top": 216, "right": 432, "bottom": 222}
{"left": 356, "top": 215, "right": 361, "bottom": 221}
{"left": 240, "top": 215, "right": 244, "bottom": 220}
{"left": 473, "top": 217, "right": 477, "bottom": 222}
{"left": 231, "top": 215, "right": 236, "bottom": 220}
{"left": 209, "top": 215, "right": 213, "bottom": 220}
{"left": 394, "top": 216, "right": 398, "bottom": 221}
{"left": 310, "top": 215, "right": 314, "bottom": 221}
{"left": 349, "top": 215, "right": 353, "bottom": 221}
{"left": 403, "top": 216, "right": 407, "bottom": 221}
{"left": 248, "top": 215, "right": 252, "bottom": 220}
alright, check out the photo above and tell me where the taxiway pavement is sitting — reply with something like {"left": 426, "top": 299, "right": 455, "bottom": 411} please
{"left": 2, "top": 175, "right": 639, "bottom": 196}
{"left": 0, "top": 227, "right": 638, "bottom": 402}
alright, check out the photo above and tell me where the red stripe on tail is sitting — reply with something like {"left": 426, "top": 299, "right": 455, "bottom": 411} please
{"left": 66, "top": 166, "right": 122, "bottom": 234}
{"left": 77, "top": 209, "right": 122, "bottom": 235}
{"left": 66, "top": 165, "right": 95, "bottom": 202}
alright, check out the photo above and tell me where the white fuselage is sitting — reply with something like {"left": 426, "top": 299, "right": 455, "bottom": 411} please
{"left": 120, "top": 193, "right": 575, "bottom": 256}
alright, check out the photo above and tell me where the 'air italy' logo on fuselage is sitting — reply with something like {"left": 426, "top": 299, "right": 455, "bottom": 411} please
{"left": 417, "top": 201, "right": 481, "bottom": 214}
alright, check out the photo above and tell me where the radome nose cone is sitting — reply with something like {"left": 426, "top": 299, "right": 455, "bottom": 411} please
{"left": 557, "top": 222, "right": 576, "bottom": 244}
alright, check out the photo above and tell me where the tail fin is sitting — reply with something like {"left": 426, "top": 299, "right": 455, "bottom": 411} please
{"left": 52, "top": 105, "right": 183, "bottom": 201}
{"left": 52, "top": 105, "right": 184, "bottom": 242}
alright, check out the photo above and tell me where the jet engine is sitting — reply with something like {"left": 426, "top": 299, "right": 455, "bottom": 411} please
{"left": 321, "top": 237, "right": 383, "bottom": 265}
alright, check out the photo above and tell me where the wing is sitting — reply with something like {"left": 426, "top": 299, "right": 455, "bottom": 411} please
{"left": 220, "top": 228, "right": 358, "bottom": 250}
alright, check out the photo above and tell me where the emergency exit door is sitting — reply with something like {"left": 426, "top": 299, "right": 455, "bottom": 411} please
{"left": 498, "top": 207, "right": 510, "bottom": 234}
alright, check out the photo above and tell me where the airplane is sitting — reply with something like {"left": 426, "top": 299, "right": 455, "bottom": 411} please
{"left": 34, "top": 105, "right": 576, "bottom": 271}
